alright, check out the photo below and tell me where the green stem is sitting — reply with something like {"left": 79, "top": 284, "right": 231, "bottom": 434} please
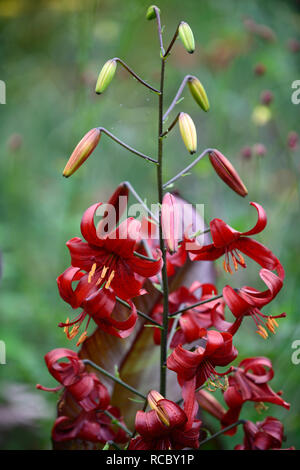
{"left": 97, "top": 127, "right": 158, "bottom": 164}
{"left": 115, "top": 58, "right": 160, "bottom": 94}
{"left": 168, "top": 293, "right": 223, "bottom": 317}
{"left": 116, "top": 296, "right": 162, "bottom": 327}
{"left": 198, "top": 420, "right": 246, "bottom": 447}
{"left": 82, "top": 359, "right": 147, "bottom": 400}
{"left": 103, "top": 409, "right": 133, "bottom": 437}
{"left": 156, "top": 40, "right": 169, "bottom": 397}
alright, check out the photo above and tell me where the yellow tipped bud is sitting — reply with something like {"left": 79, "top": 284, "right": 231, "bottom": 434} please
{"left": 147, "top": 390, "right": 170, "bottom": 427}
{"left": 178, "top": 22, "right": 195, "bottom": 54}
{"left": 188, "top": 76, "right": 210, "bottom": 112}
{"left": 95, "top": 59, "right": 117, "bottom": 94}
{"left": 63, "top": 128, "right": 101, "bottom": 177}
{"left": 178, "top": 112, "right": 197, "bottom": 154}
{"left": 146, "top": 5, "right": 160, "bottom": 20}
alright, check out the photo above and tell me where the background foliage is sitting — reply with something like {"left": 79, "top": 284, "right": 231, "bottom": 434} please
{"left": 0, "top": 0, "right": 299, "bottom": 449}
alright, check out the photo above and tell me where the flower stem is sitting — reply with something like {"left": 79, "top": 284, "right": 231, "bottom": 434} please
{"left": 163, "top": 23, "right": 180, "bottom": 58}
{"left": 115, "top": 58, "right": 161, "bottom": 94}
{"left": 163, "top": 74, "right": 193, "bottom": 122}
{"left": 103, "top": 409, "right": 133, "bottom": 437}
{"left": 97, "top": 127, "right": 158, "bottom": 164}
{"left": 123, "top": 181, "right": 159, "bottom": 222}
{"left": 163, "top": 147, "right": 214, "bottom": 188}
{"left": 115, "top": 296, "right": 162, "bottom": 327}
{"left": 198, "top": 420, "right": 246, "bottom": 447}
{"left": 168, "top": 293, "right": 223, "bottom": 317}
{"left": 82, "top": 359, "right": 147, "bottom": 400}
{"left": 154, "top": 14, "right": 170, "bottom": 397}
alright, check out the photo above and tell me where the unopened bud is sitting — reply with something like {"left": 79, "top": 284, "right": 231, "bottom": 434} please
{"left": 188, "top": 76, "right": 210, "bottom": 112}
{"left": 178, "top": 112, "right": 197, "bottom": 154}
{"left": 196, "top": 389, "right": 226, "bottom": 420}
{"left": 146, "top": 5, "right": 160, "bottom": 20}
{"left": 63, "top": 128, "right": 101, "bottom": 177}
{"left": 209, "top": 149, "right": 248, "bottom": 197}
{"left": 161, "top": 193, "right": 180, "bottom": 254}
{"left": 178, "top": 22, "right": 195, "bottom": 54}
{"left": 95, "top": 59, "right": 117, "bottom": 94}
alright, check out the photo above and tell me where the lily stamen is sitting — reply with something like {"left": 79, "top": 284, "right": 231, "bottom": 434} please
{"left": 88, "top": 262, "right": 97, "bottom": 283}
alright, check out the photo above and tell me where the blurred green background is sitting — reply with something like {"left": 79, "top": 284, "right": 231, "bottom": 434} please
{"left": 0, "top": 0, "right": 299, "bottom": 449}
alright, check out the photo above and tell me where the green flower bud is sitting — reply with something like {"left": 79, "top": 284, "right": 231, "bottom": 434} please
{"left": 95, "top": 59, "right": 117, "bottom": 94}
{"left": 188, "top": 76, "right": 210, "bottom": 112}
{"left": 178, "top": 112, "right": 197, "bottom": 154}
{"left": 178, "top": 22, "right": 195, "bottom": 54}
{"left": 146, "top": 5, "right": 160, "bottom": 20}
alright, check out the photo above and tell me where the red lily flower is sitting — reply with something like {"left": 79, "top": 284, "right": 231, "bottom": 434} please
{"left": 128, "top": 390, "right": 201, "bottom": 450}
{"left": 235, "top": 417, "right": 294, "bottom": 450}
{"left": 53, "top": 405, "right": 128, "bottom": 444}
{"left": 59, "top": 201, "right": 162, "bottom": 343}
{"left": 57, "top": 266, "right": 138, "bottom": 343}
{"left": 36, "top": 349, "right": 110, "bottom": 412}
{"left": 187, "top": 202, "right": 282, "bottom": 275}
{"left": 223, "top": 268, "right": 286, "bottom": 339}
{"left": 196, "top": 389, "right": 226, "bottom": 421}
{"left": 167, "top": 330, "right": 238, "bottom": 399}
{"left": 67, "top": 203, "right": 162, "bottom": 299}
{"left": 221, "top": 357, "right": 290, "bottom": 434}
{"left": 152, "top": 282, "right": 235, "bottom": 347}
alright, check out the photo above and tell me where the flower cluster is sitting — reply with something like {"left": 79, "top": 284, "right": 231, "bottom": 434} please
{"left": 37, "top": 4, "right": 293, "bottom": 451}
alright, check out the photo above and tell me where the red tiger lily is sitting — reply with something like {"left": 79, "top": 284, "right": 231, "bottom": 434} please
{"left": 187, "top": 202, "right": 282, "bottom": 275}
{"left": 57, "top": 266, "right": 138, "bottom": 343}
{"left": 223, "top": 268, "right": 286, "bottom": 339}
{"left": 53, "top": 405, "right": 128, "bottom": 444}
{"left": 221, "top": 357, "right": 290, "bottom": 434}
{"left": 67, "top": 203, "right": 162, "bottom": 299}
{"left": 152, "top": 282, "right": 237, "bottom": 347}
{"left": 167, "top": 330, "right": 238, "bottom": 402}
{"left": 59, "top": 202, "right": 162, "bottom": 344}
{"left": 235, "top": 417, "right": 294, "bottom": 450}
{"left": 128, "top": 390, "right": 201, "bottom": 450}
{"left": 36, "top": 349, "right": 110, "bottom": 412}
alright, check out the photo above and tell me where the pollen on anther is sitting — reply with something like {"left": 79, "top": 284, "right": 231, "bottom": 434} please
{"left": 88, "top": 263, "right": 97, "bottom": 283}
{"left": 105, "top": 270, "right": 115, "bottom": 289}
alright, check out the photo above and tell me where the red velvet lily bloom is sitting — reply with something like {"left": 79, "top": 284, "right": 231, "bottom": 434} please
{"left": 53, "top": 405, "right": 128, "bottom": 444}
{"left": 57, "top": 266, "right": 138, "bottom": 343}
{"left": 223, "top": 268, "right": 286, "bottom": 339}
{"left": 59, "top": 202, "right": 162, "bottom": 344}
{"left": 36, "top": 348, "right": 110, "bottom": 412}
{"left": 128, "top": 390, "right": 201, "bottom": 450}
{"left": 221, "top": 357, "right": 290, "bottom": 434}
{"left": 167, "top": 330, "right": 238, "bottom": 397}
{"left": 67, "top": 202, "right": 162, "bottom": 300}
{"left": 235, "top": 417, "right": 294, "bottom": 450}
{"left": 187, "top": 202, "right": 281, "bottom": 274}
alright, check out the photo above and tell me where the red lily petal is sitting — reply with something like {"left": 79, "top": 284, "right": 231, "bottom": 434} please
{"left": 80, "top": 202, "right": 103, "bottom": 246}
{"left": 242, "top": 202, "right": 267, "bottom": 236}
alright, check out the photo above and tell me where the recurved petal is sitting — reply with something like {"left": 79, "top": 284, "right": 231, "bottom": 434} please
{"left": 80, "top": 202, "right": 103, "bottom": 246}
{"left": 242, "top": 202, "right": 267, "bottom": 236}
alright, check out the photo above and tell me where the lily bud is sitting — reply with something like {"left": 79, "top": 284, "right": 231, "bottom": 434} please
{"left": 146, "top": 5, "right": 159, "bottom": 20}
{"left": 209, "top": 149, "right": 248, "bottom": 197}
{"left": 63, "top": 128, "right": 101, "bottom": 177}
{"left": 188, "top": 76, "right": 210, "bottom": 112}
{"left": 196, "top": 389, "right": 226, "bottom": 421}
{"left": 161, "top": 193, "right": 180, "bottom": 254}
{"left": 178, "top": 22, "right": 195, "bottom": 54}
{"left": 147, "top": 390, "right": 170, "bottom": 427}
{"left": 178, "top": 112, "right": 197, "bottom": 154}
{"left": 95, "top": 59, "right": 117, "bottom": 94}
